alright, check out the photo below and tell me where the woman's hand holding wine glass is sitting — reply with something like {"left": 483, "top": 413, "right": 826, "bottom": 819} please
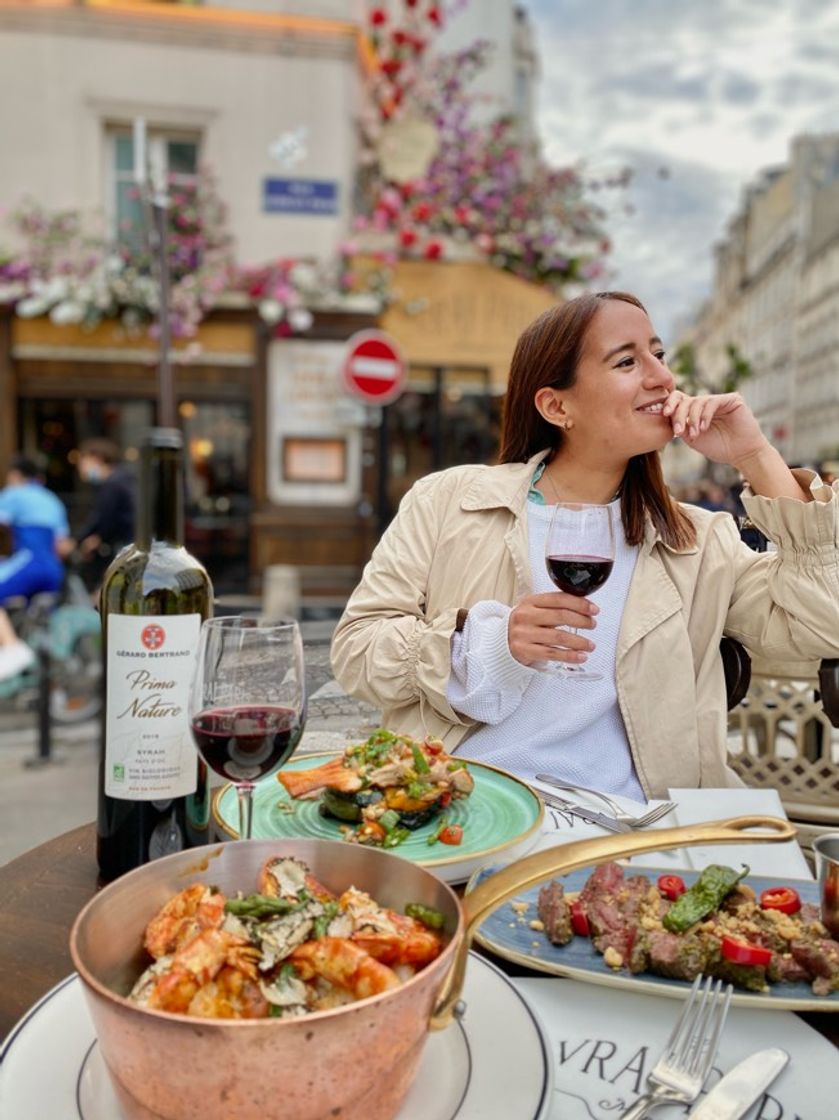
{"left": 508, "top": 502, "right": 615, "bottom": 678}
{"left": 189, "top": 617, "right": 307, "bottom": 841}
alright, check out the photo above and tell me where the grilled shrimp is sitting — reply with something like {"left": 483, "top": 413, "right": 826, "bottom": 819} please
{"left": 289, "top": 937, "right": 400, "bottom": 1005}
{"left": 146, "top": 929, "right": 261, "bottom": 1015}
{"left": 258, "top": 855, "right": 335, "bottom": 903}
{"left": 144, "top": 883, "right": 227, "bottom": 960}
{"left": 338, "top": 887, "right": 443, "bottom": 968}
{"left": 352, "top": 911, "right": 442, "bottom": 969}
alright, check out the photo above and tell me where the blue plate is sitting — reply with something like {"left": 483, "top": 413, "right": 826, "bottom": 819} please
{"left": 470, "top": 864, "right": 839, "bottom": 1011}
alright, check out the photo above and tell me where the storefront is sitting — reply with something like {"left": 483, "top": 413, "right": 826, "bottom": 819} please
{"left": 2, "top": 306, "right": 259, "bottom": 594}
{"left": 1, "top": 262, "right": 555, "bottom": 600}
{"left": 375, "top": 259, "right": 555, "bottom": 517}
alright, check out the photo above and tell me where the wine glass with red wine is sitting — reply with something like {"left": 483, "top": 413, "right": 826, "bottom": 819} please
{"left": 544, "top": 501, "right": 615, "bottom": 681}
{"left": 189, "top": 617, "right": 306, "bottom": 840}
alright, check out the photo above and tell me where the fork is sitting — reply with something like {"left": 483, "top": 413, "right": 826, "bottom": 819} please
{"left": 539, "top": 790, "right": 633, "bottom": 832}
{"left": 620, "top": 975, "right": 733, "bottom": 1119}
{"left": 534, "top": 774, "right": 677, "bottom": 828}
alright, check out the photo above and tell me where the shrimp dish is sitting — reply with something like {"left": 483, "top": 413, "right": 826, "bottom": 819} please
{"left": 277, "top": 728, "right": 475, "bottom": 848}
{"left": 129, "top": 853, "right": 446, "bottom": 1020}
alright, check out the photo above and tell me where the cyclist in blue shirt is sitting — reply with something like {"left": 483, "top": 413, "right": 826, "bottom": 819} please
{"left": 0, "top": 455, "right": 71, "bottom": 679}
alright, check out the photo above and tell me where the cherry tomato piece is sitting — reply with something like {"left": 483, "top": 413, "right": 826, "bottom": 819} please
{"left": 438, "top": 824, "right": 463, "bottom": 845}
{"left": 570, "top": 898, "right": 590, "bottom": 937}
{"left": 720, "top": 935, "right": 772, "bottom": 967}
{"left": 657, "top": 874, "right": 687, "bottom": 901}
{"left": 759, "top": 886, "right": 801, "bottom": 915}
{"left": 358, "top": 821, "right": 386, "bottom": 844}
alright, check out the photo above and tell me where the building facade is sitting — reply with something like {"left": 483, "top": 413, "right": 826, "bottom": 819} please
{"left": 680, "top": 133, "right": 839, "bottom": 467}
{"left": 0, "top": 0, "right": 545, "bottom": 597}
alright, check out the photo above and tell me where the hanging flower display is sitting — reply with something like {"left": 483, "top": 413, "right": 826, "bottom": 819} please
{"left": 0, "top": 168, "right": 235, "bottom": 338}
{"left": 354, "top": 0, "right": 625, "bottom": 292}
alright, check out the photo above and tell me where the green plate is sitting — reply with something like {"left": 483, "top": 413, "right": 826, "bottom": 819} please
{"left": 212, "top": 753, "right": 544, "bottom": 884}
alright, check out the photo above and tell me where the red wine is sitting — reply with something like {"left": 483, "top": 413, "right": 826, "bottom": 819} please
{"left": 97, "top": 428, "right": 213, "bottom": 881}
{"left": 547, "top": 554, "right": 613, "bottom": 596}
{"left": 191, "top": 705, "right": 303, "bottom": 782}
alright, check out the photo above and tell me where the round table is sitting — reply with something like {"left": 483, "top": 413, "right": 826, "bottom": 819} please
{"left": 1, "top": 823, "right": 837, "bottom": 1047}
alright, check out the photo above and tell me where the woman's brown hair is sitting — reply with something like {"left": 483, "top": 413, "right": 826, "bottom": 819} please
{"left": 498, "top": 290, "right": 696, "bottom": 549}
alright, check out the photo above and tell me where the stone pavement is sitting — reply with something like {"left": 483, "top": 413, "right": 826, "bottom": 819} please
{"left": 0, "top": 621, "right": 382, "bottom": 867}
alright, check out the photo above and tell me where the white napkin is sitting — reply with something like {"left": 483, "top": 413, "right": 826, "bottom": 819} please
{"left": 527, "top": 781, "right": 813, "bottom": 878}
{"left": 667, "top": 787, "right": 813, "bottom": 880}
{"left": 513, "top": 976, "right": 839, "bottom": 1119}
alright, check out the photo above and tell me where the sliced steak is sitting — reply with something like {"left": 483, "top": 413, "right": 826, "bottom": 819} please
{"left": 790, "top": 937, "right": 839, "bottom": 994}
{"left": 768, "top": 953, "right": 810, "bottom": 984}
{"left": 537, "top": 880, "right": 573, "bottom": 945}
{"left": 647, "top": 929, "right": 708, "bottom": 981}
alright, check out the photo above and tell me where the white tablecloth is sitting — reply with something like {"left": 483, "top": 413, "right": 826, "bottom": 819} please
{"left": 529, "top": 782, "right": 813, "bottom": 880}
{"left": 514, "top": 976, "right": 838, "bottom": 1119}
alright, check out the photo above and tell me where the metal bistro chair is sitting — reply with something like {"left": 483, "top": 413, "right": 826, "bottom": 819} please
{"left": 723, "top": 636, "right": 839, "bottom": 863}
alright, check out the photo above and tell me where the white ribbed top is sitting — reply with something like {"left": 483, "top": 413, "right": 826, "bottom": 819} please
{"left": 448, "top": 500, "right": 644, "bottom": 799}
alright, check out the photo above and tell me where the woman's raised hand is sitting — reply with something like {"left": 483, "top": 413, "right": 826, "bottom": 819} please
{"left": 662, "top": 391, "right": 769, "bottom": 468}
{"left": 508, "top": 591, "right": 599, "bottom": 667}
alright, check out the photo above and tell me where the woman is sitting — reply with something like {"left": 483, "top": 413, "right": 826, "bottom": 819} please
{"left": 331, "top": 292, "right": 839, "bottom": 798}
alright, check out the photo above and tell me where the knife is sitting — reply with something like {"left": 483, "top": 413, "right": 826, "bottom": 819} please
{"left": 539, "top": 791, "right": 632, "bottom": 833}
{"left": 688, "top": 1047, "right": 789, "bottom": 1119}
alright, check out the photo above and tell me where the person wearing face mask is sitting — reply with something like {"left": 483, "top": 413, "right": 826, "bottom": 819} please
{"left": 331, "top": 290, "right": 839, "bottom": 799}
{"left": 68, "top": 439, "right": 137, "bottom": 590}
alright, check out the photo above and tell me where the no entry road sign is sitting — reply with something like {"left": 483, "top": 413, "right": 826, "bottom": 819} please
{"left": 342, "top": 330, "right": 406, "bottom": 405}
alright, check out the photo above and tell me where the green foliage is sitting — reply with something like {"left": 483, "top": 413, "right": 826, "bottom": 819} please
{"left": 671, "top": 340, "right": 753, "bottom": 394}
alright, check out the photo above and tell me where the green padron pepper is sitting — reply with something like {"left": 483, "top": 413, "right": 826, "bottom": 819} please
{"left": 662, "top": 864, "right": 749, "bottom": 933}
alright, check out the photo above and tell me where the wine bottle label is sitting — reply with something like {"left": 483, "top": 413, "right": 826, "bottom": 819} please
{"left": 105, "top": 613, "right": 202, "bottom": 800}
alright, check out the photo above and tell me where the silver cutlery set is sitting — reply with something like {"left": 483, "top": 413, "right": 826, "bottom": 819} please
{"left": 618, "top": 976, "right": 788, "bottom": 1118}
{"left": 534, "top": 773, "right": 677, "bottom": 831}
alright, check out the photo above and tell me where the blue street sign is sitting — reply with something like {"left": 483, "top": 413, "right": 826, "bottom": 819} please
{"left": 262, "top": 178, "right": 339, "bottom": 215}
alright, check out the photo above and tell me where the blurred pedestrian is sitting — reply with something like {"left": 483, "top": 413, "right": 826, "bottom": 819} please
{"left": 692, "top": 480, "right": 731, "bottom": 513}
{"left": 68, "top": 438, "right": 136, "bottom": 589}
{"left": 0, "top": 455, "right": 71, "bottom": 679}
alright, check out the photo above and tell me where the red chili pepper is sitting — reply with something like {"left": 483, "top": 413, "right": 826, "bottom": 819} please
{"left": 657, "top": 874, "right": 687, "bottom": 901}
{"left": 759, "top": 886, "right": 801, "bottom": 915}
{"left": 570, "top": 898, "right": 590, "bottom": 937}
{"left": 438, "top": 824, "right": 463, "bottom": 845}
{"left": 720, "top": 935, "right": 772, "bottom": 967}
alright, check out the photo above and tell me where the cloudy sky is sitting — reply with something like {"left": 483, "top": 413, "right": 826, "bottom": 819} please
{"left": 526, "top": 0, "right": 839, "bottom": 340}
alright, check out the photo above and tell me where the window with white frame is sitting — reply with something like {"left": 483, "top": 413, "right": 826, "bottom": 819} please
{"left": 109, "top": 128, "right": 200, "bottom": 248}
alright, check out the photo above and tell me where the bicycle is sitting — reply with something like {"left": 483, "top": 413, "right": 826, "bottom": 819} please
{"left": 0, "top": 566, "right": 102, "bottom": 724}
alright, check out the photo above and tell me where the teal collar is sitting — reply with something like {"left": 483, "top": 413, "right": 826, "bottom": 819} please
{"left": 528, "top": 462, "right": 548, "bottom": 505}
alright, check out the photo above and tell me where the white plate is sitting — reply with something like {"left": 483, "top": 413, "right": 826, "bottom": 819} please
{"left": 0, "top": 953, "right": 552, "bottom": 1120}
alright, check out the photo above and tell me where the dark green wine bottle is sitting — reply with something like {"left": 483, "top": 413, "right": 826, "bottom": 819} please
{"left": 97, "top": 428, "right": 213, "bottom": 880}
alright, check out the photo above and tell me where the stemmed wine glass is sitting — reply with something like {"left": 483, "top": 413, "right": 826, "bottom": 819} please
{"left": 544, "top": 502, "right": 615, "bottom": 681}
{"left": 189, "top": 616, "right": 306, "bottom": 840}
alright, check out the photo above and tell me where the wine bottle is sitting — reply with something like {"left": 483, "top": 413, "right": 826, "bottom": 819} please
{"left": 97, "top": 427, "right": 213, "bottom": 880}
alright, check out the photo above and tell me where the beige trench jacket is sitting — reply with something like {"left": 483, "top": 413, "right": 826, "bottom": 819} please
{"left": 331, "top": 452, "right": 839, "bottom": 798}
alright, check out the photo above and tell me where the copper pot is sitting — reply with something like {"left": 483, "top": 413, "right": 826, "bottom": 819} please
{"left": 70, "top": 816, "right": 793, "bottom": 1120}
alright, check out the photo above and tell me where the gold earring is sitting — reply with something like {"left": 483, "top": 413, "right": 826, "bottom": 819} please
{"left": 562, "top": 419, "right": 573, "bottom": 432}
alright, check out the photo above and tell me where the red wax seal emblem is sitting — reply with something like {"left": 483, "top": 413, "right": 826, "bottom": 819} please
{"left": 141, "top": 624, "right": 166, "bottom": 650}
